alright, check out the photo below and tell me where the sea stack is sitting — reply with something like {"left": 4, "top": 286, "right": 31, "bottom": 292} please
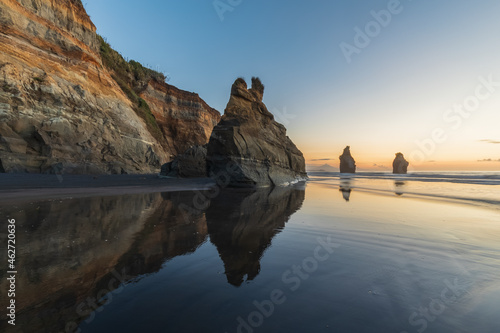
{"left": 393, "top": 152, "right": 409, "bottom": 174}
{"left": 206, "top": 77, "right": 307, "bottom": 187}
{"left": 339, "top": 146, "right": 356, "bottom": 173}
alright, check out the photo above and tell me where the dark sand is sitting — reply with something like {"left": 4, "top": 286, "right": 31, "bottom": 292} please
{"left": 0, "top": 174, "right": 216, "bottom": 203}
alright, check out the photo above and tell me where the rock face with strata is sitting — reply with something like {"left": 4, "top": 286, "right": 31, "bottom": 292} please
{"left": 339, "top": 146, "right": 356, "bottom": 173}
{"left": 206, "top": 78, "right": 307, "bottom": 187}
{"left": 160, "top": 145, "right": 207, "bottom": 178}
{"left": 0, "top": 0, "right": 220, "bottom": 174}
{"left": 140, "top": 81, "right": 220, "bottom": 159}
{"left": 393, "top": 152, "right": 409, "bottom": 174}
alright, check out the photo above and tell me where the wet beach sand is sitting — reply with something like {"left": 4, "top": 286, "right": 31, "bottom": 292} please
{"left": 0, "top": 172, "right": 499, "bottom": 332}
{"left": 0, "top": 174, "right": 216, "bottom": 203}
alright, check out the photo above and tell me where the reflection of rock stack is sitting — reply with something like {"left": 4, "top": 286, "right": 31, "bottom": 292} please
{"left": 339, "top": 177, "right": 352, "bottom": 202}
{"left": 394, "top": 181, "right": 406, "bottom": 196}
{"left": 339, "top": 146, "right": 356, "bottom": 173}
{"left": 206, "top": 186, "right": 305, "bottom": 286}
{"left": 393, "top": 153, "right": 409, "bottom": 174}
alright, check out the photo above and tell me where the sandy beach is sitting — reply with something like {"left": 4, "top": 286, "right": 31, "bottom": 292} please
{"left": 0, "top": 174, "right": 216, "bottom": 203}
{"left": 1, "top": 172, "right": 499, "bottom": 332}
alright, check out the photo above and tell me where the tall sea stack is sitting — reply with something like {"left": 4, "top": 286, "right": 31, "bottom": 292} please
{"left": 393, "top": 152, "right": 409, "bottom": 174}
{"left": 206, "top": 77, "right": 307, "bottom": 187}
{"left": 339, "top": 146, "right": 356, "bottom": 173}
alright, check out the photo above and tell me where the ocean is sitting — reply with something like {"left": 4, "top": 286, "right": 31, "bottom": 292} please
{"left": 0, "top": 172, "right": 499, "bottom": 332}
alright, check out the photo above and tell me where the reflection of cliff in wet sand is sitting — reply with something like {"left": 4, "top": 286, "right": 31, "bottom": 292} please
{"left": 0, "top": 185, "right": 305, "bottom": 331}
{"left": 0, "top": 191, "right": 208, "bottom": 333}
{"left": 206, "top": 186, "right": 305, "bottom": 286}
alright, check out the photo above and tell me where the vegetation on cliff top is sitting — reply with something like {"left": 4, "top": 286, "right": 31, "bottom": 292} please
{"left": 97, "top": 35, "right": 166, "bottom": 144}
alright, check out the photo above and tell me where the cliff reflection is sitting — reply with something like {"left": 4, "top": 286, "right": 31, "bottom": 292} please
{"left": 0, "top": 185, "right": 305, "bottom": 332}
{"left": 206, "top": 186, "right": 305, "bottom": 286}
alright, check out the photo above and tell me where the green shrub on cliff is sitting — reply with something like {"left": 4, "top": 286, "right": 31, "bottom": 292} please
{"left": 97, "top": 35, "right": 165, "bottom": 144}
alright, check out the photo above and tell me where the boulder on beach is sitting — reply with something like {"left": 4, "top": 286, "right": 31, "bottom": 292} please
{"left": 393, "top": 152, "right": 409, "bottom": 174}
{"left": 339, "top": 146, "right": 356, "bottom": 173}
{"left": 206, "top": 77, "right": 307, "bottom": 187}
{"left": 160, "top": 145, "right": 207, "bottom": 178}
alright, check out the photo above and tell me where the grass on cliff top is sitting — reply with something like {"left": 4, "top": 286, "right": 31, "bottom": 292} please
{"left": 97, "top": 35, "right": 165, "bottom": 144}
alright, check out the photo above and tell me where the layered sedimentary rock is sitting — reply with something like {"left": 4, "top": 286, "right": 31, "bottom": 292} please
{"left": 0, "top": 0, "right": 220, "bottom": 174}
{"left": 206, "top": 78, "right": 307, "bottom": 186}
{"left": 393, "top": 152, "right": 409, "bottom": 174}
{"left": 140, "top": 81, "right": 220, "bottom": 158}
{"left": 160, "top": 144, "right": 207, "bottom": 178}
{"left": 339, "top": 146, "right": 356, "bottom": 173}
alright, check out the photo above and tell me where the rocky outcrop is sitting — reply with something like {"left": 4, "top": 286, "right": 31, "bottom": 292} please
{"left": 339, "top": 146, "right": 356, "bottom": 173}
{"left": 140, "top": 80, "right": 220, "bottom": 159}
{"left": 393, "top": 152, "right": 409, "bottom": 174}
{"left": 0, "top": 0, "right": 219, "bottom": 174}
{"left": 160, "top": 145, "right": 207, "bottom": 178}
{"left": 206, "top": 78, "right": 307, "bottom": 187}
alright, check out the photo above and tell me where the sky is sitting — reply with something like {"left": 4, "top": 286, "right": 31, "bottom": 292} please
{"left": 83, "top": 0, "right": 500, "bottom": 171}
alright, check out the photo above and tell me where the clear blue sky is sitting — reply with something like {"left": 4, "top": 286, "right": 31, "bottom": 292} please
{"left": 84, "top": 0, "right": 500, "bottom": 170}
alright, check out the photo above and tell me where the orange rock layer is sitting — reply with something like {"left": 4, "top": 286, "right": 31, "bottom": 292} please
{"left": 0, "top": 0, "right": 220, "bottom": 174}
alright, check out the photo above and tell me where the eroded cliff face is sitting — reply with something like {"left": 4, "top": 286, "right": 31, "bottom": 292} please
{"left": 140, "top": 80, "right": 220, "bottom": 158}
{"left": 0, "top": 0, "right": 220, "bottom": 174}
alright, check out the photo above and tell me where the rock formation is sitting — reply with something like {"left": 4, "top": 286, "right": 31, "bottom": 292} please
{"left": 206, "top": 77, "right": 307, "bottom": 187}
{"left": 160, "top": 145, "right": 207, "bottom": 178}
{"left": 140, "top": 81, "right": 220, "bottom": 159}
{"left": 393, "top": 152, "right": 409, "bottom": 174}
{"left": 339, "top": 146, "right": 356, "bottom": 173}
{"left": 0, "top": 0, "right": 219, "bottom": 174}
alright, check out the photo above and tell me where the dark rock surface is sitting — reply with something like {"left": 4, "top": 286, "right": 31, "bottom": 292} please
{"left": 339, "top": 146, "right": 356, "bottom": 173}
{"left": 206, "top": 78, "right": 307, "bottom": 187}
{"left": 393, "top": 152, "right": 409, "bottom": 174}
{"left": 160, "top": 145, "right": 207, "bottom": 178}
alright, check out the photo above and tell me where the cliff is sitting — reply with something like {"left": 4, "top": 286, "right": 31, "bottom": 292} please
{"left": 140, "top": 80, "right": 220, "bottom": 158}
{"left": 0, "top": 0, "right": 220, "bottom": 174}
